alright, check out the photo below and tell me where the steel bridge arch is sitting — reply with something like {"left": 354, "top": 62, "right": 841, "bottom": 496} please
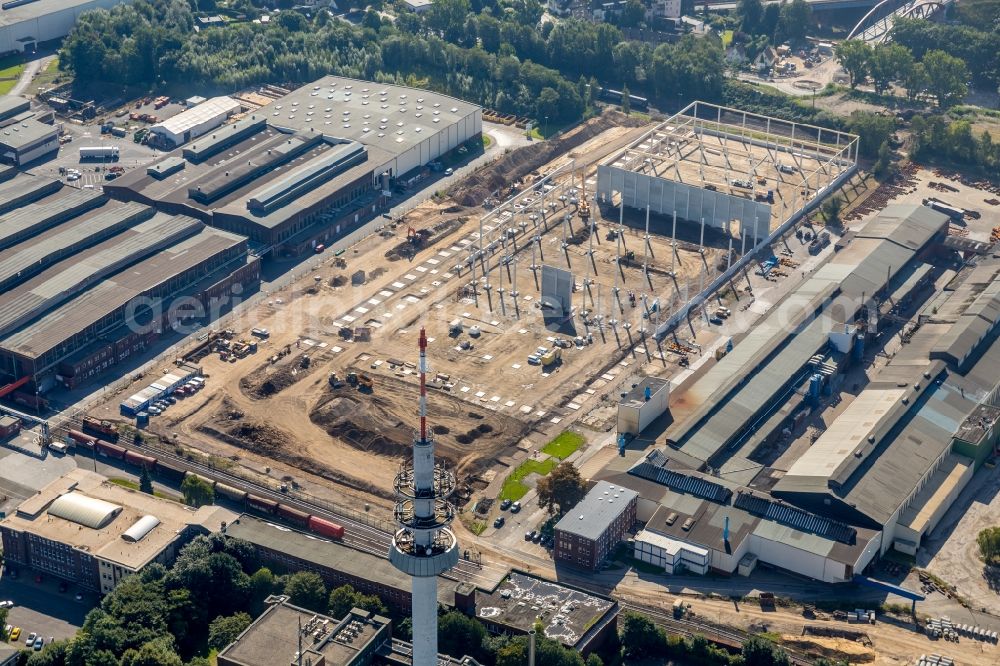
{"left": 846, "top": 0, "right": 951, "bottom": 44}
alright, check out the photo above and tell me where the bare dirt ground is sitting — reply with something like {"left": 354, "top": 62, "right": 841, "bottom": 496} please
{"left": 114, "top": 113, "right": 663, "bottom": 508}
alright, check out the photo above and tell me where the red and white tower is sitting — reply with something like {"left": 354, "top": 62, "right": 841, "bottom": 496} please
{"left": 389, "top": 328, "right": 458, "bottom": 666}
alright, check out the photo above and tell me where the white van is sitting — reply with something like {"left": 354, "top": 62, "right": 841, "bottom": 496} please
{"left": 49, "top": 442, "right": 68, "bottom": 454}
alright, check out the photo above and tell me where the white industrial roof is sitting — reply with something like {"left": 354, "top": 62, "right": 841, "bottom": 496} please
{"left": 635, "top": 529, "right": 709, "bottom": 558}
{"left": 152, "top": 97, "right": 240, "bottom": 136}
{"left": 122, "top": 514, "right": 161, "bottom": 543}
{"left": 48, "top": 492, "right": 122, "bottom": 529}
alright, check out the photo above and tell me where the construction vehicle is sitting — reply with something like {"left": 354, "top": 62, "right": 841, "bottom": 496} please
{"left": 347, "top": 372, "right": 359, "bottom": 386}
{"left": 357, "top": 374, "right": 374, "bottom": 392}
{"left": 300, "top": 355, "right": 311, "bottom": 369}
{"left": 754, "top": 190, "right": 775, "bottom": 204}
{"left": 540, "top": 348, "right": 562, "bottom": 367}
{"left": 329, "top": 372, "right": 344, "bottom": 389}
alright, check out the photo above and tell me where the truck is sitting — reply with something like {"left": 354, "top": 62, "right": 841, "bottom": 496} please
{"left": 923, "top": 198, "right": 965, "bottom": 221}
{"left": 79, "top": 146, "right": 120, "bottom": 161}
{"left": 110, "top": 127, "right": 127, "bottom": 138}
{"left": 540, "top": 348, "right": 562, "bottom": 367}
{"left": 672, "top": 598, "right": 685, "bottom": 618}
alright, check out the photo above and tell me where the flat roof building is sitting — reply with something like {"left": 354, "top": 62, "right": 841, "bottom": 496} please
{"left": 217, "top": 596, "right": 476, "bottom": 666}
{"left": 0, "top": 469, "right": 235, "bottom": 593}
{"left": 0, "top": 118, "right": 59, "bottom": 165}
{"left": 106, "top": 76, "right": 482, "bottom": 255}
{"left": 617, "top": 376, "right": 670, "bottom": 437}
{"left": 148, "top": 96, "right": 242, "bottom": 148}
{"left": 554, "top": 481, "right": 638, "bottom": 570}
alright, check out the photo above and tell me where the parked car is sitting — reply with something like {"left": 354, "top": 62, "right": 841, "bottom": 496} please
{"left": 0, "top": 601, "right": 13, "bottom": 609}
{"left": 34, "top": 637, "right": 44, "bottom": 651}
{"left": 147, "top": 407, "right": 161, "bottom": 416}
{"left": 25, "top": 632, "right": 37, "bottom": 646}
{"left": 531, "top": 532, "right": 542, "bottom": 543}
{"left": 525, "top": 530, "right": 536, "bottom": 541}
{"left": 499, "top": 499, "right": 512, "bottom": 511}
{"left": 709, "top": 316, "right": 723, "bottom": 325}
{"left": 493, "top": 516, "right": 505, "bottom": 528}
{"left": 445, "top": 167, "right": 454, "bottom": 176}
{"left": 9, "top": 627, "right": 20, "bottom": 641}
{"left": 510, "top": 501, "right": 521, "bottom": 514}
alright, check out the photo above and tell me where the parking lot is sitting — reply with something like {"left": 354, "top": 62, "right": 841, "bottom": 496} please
{"left": 1, "top": 570, "right": 90, "bottom": 647}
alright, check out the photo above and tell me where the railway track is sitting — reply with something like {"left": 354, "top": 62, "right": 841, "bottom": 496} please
{"left": 57, "top": 418, "right": 507, "bottom": 588}
{"left": 619, "top": 600, "right": 816, "bottom": 665}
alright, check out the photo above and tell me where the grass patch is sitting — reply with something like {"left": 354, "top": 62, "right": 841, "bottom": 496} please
{"left": 499, "top": 458, "right": 558, "bottom": 502}
{"left": 469, "top": 521, "right": 487, "bottom": 536}
{"left": 108, "top": 477, "right": 180, "bottom": 502}
{"left": 28, "top": 57, "right": 63, "bottom": 95}
{"left": 541, "top": 430, "right": 585, "bottom": 460}
{"left": 481, "top": 134, "right": 492, "bottom": 149}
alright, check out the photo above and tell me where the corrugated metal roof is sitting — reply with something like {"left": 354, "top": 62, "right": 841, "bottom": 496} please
{"left": 0, "top": 188, "right": 105, "bottom": 251}
{"left": 735, "top": 491, "right": 856, "bottom": 544}
{"left": 0, "top": 173, "right": 60, "bottom": 213}
{"left": 0, "top": 201, "right": 152, "bottom": 292}
{"left": 48, "top": 492, "right": 122, "bottom": 529}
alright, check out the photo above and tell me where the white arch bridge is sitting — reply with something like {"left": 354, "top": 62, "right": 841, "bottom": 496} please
{"left": 847, "top": 0, "right": 954, "bottom": 45}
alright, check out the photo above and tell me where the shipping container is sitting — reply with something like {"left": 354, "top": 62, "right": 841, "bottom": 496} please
{"left": 307, "top": 515, "right": 345, "bottom": 539}
{"left": 246, "top": 494, "right": 279, "bottom": 514}
{"left": 215, "top": 483, "right": 249, "bottom": 503}
{"left": 124, "top": 450, "right": 157, "bottom": 469}
{"left": 276, "top": 504, "right": 311, "bottom": 527}
{"left": 95, "top": 439, "right": 126, "bottom": 459}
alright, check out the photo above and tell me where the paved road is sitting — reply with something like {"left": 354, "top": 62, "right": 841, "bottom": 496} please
{"left": 9, "top": 54, "right": 55, "bottom": 97}
{"left": 0, "top": 572, "right": 90, "bottom": 644}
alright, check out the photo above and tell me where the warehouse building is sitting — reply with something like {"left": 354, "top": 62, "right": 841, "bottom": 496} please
{"left": 0, "top": 0, "right": 135, "bottom": 54}
{"left": 0, "top": 469, "right": 235, "bottom": 593}
{"left": 0, "top": 118, "right": 59, "bottom": 165}
{"left": 106, "top": 76, "right": 482, "bottom": 255}
{"left": 147, "top": 96, "right": 242, "bottom": 148}
{"left": 0, "top": 174, "right": 259, "bottom": 393}
{"left": 554, "top": 481, "right": 638, "bottom": 570}
{"left": 609, "top": 205, "right": 1000, "bottom": 580}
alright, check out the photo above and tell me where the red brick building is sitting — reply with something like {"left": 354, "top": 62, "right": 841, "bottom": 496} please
{"left": 554, "top": 481, "right": 638, "bottom": 570}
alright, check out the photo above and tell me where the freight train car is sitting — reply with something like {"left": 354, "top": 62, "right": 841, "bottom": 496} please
{"left": 276, "top": 503, "right": 311, "bottom": 527}
{"left": 215, "top": 483, "right": 249, "bottom": 503}
{"left": 95, "top": 439, "right": 126, "bottom": 460}
{"left": 246, "top": 494, "right": 279, "bottom": 514}
{"left": 67, "top": 430, "right": 96, "bottom": 447}
{"left": 307, "top": 515, "right": 345, "bottom": 539}
{"left": 154, "top": 459, "right": 187, "bottom": 483}
{"left": 124, "top": 450, "right": 157, "bottom": 469}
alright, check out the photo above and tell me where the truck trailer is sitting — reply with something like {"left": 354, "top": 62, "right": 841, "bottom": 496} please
{"left": 79, "top": 146, "right": 120, "bottom": 161}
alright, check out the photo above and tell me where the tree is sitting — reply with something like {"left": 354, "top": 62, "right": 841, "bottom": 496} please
{"left": 873, "top": 141, "right": 895, "bottom": 181}
{"left": 438, "top": 612, "right": 488, "bottom": 662}
{"left": 427, "top": 0, "right": 471, "bottom": 41}
{"left": 620, "top": 612, "right": 666, "bottom": 657}
{"left": 536, "top": 462, "right": 587, "bottom": 516}
{"left": 496, "top": 633, "right": 585, "bottom": 666}
{"left": 139, "top": 466, "right": 154, "bottom": 495}
{"left": 835, "top": 40, "right": 872, "bottom": 89}
{"left": 777, "top": 0, "right": 811, "bottom": 42}
{"left": 847, "top": 110, "right": 895, "bottom": 158}
{"left": 249, "top": 567, "right": 279, "bottom": 612}
{"left": 820, "top": 195, "right": 843, "bottom": 227}
{"left": 743, "top": 635, "right": 791, "bottom": 666}
{"left": 620, "top": 0, "right": 645, "bottom": 28}
{"left": 902, "top": 62, "right": 929, "bottom": 102}
{"left": 119, "top": 636, "right": 183, "bottom": 666}
{"left": 922, "top": 49, "right": 969, "bottom": 108}
{"left": 284, "top": 572, "right": 327, "bottom": 613}
{"left": 207, "top": 612, "right": 253, "bottom": 651}
{"left": 26, "top": 639, "right": 71, "bottom": 666}
{"left": 869, "top": 44, "right": 913, "bottom": 95}
{"left": 737, "top": 0, "right": 764, "bottom": 33}
{"left": 0, "top": 608, "right": 7, "bottom": 637}
{"left": 621, "top": 84, "right": 631, "bottom": 115}
{"left": 180, "top": 474, "right": 214, "bottom": 508}
{"left": 327, "top": 584, "right": 387, "bottom": 618}
{"left": 978, "top": 527, "right": 1000, "bottom": 563}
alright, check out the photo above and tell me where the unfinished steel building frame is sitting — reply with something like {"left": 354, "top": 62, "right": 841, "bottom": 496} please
{"left": 597, "top": 101, "right": 858, "bottom": 338}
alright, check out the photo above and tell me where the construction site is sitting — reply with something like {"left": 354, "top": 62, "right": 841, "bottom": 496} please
{"left": 76, "top": 105, "right": 833, "bottom": 504}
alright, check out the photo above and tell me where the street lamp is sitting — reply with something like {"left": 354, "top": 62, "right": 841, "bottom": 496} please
{"left": 544, "top": 115, "right": 549, "bottom": 139}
